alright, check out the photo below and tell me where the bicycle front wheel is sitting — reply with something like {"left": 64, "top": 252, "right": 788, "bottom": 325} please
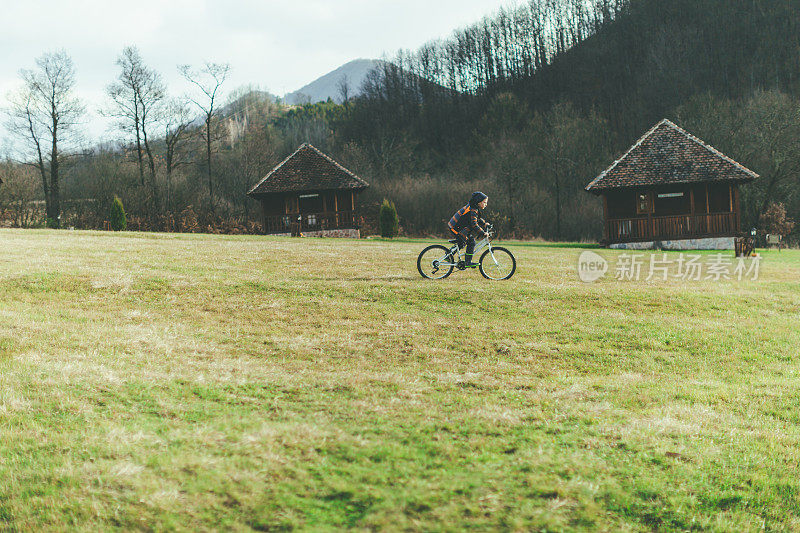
{"left": 417, "top": 245, "right": 455, "bottom": 279}
{"left": 479, "top": 247, "right": 516, "bottom": 280}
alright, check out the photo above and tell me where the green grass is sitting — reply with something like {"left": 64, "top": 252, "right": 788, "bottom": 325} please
{"left": 1, "top": 228, "right": 799, "bottom": 531}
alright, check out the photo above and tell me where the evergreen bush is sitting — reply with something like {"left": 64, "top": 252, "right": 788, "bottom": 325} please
{"left": 109, "top": 196, "right": 127, "bottom": 231}
{"left": 379, "top": 199, "right": 399, "bottom": 238}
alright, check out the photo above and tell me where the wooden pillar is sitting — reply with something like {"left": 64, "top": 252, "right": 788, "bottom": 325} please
{"left": 602, "top": 194, "right": 609, "bottom": 242}
{"left": 261, "top": 199, "right": 268, "bottom": 235}
{"left": 728, "top": 184, "right": 734, "bottom": 234}
{"left": 689, "top": 188, "right": 696, "bottom": 236}
{"left": 729, "top": 184, "right": 733, "bottom": 213}
{"left": 705, "top": 184, "right": 710, "bottom": 213}
{"left": 334, "top": 193, "right": 339, "bottom": 228}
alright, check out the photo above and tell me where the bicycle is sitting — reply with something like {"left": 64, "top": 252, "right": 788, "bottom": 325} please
{"left": 417, "top": 224, "right": 516, "bottom": 280}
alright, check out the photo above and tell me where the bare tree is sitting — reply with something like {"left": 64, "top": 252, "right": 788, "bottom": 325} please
{"left": 337, "top": 74, "right": 351, "bottom": 104}
{"left": 161, "top": 98, "right": 194, "bottom": 211}
{"left": 104, "top": 46, "right": 165, "bottom": 203}
{"left": 531, "top": 102, "right": 608, "bottom": 240}
{"left": 179, "top": 62, "right": 230, "bottom": 208}
{"left": 5, "top": 50, "right": 84, "bottom": 228}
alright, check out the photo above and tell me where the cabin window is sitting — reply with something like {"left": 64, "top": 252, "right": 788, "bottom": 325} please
{"left": 708, "top": 184, "right": 733, "bottom": 213}
{"left": 299, "top": 194, "right": 324, "bottom": 214}
{"left": 693, "top": 186, "right": 708, "bottom": 214}
{"left": 261, "top": 195, "right": 284, "bottom": 217}
{"left": 654, "top": 191, "right": 690, "bottom": 216}
{"left": 306, "top": 214, "right": 318, "bottom": 226}
{"left": 337, "top": 191, "right": 354, "bottom": 211}
{"left": 605, "top": 192, "right": 636, "bottom": 218}
{"left": 636, "top": 192, "right": 652, "bottom": 214}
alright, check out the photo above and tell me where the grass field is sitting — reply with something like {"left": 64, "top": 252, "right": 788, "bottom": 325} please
{"left": 1, "top": 229, "right": 799, "bottom": 531}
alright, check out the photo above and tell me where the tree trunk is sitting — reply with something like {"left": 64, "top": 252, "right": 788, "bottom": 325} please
{"left": 50, "top": 113, "right": 60, "bottom": 228}
{"left": 134, "top": 118, "right": 145, "bottom": 187}
{"left": 206, "top": 116, "right": 214, "bottom": 209}
{"left": 142, "top": 127, "right": 158, "bottom": 212}
{"left": 49, "top": 167, "right": 60, "bottom": 229}
{"left": 165, "top": 147, "right": 173, "bottom": 213}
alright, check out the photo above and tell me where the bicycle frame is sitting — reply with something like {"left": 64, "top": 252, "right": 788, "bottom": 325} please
{"left": 436, "top": 231, "right": 495, "bottom": 268}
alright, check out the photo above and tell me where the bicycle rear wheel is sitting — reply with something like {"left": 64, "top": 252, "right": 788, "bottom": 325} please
{"left": 417, "top": 245, "right": 455, "bottom": 279}
{"left": 479, "top": 247, "right": 516, "bottom": 280}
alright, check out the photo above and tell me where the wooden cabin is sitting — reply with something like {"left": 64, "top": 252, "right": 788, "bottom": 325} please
{"left": 247, "top": 143, "right": 369, "bottom": 237}
{"left": 585, "top": 119, "right": 758, "bottom": 248}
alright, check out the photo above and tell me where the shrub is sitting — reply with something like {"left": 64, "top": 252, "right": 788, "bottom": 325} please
{"left": 109, "top": 197, "right": 127, "bottom": 231}
{"left": 178, "top": 206, "right": 199, "bottom": 233}
{"left": 759, "top": 202, "right": 795, "bottom": 238}
{"left": 379, "top": 199, "right": 399, "bottom": 238}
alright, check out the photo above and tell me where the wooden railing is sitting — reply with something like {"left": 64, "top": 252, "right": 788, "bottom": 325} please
{"left": 606, "top": 212, "right": 738, "bottom": 243}
{"left": 263, "top": 210, "right": 359, "bottom": 234}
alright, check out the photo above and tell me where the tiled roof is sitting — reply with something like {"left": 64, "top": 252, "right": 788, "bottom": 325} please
{"left": 248, "top": 143, "right": 369, "bottom": 196}
{"left": 585, "top": 119, "right": 758, "bottom": 193}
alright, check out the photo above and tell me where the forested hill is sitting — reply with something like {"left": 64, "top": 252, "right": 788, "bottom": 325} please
{"left": 333, "top": 0, "right": 800, "bottom": 240}
{"left": 520, "top": 0, "right": 800, "bottom": 138}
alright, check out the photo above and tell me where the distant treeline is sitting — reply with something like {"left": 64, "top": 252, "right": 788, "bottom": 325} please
{"left": 1, "top": 0, "right": 799, "bottom": 241}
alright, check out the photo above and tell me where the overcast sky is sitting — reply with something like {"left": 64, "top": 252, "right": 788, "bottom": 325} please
{"left": 0, "top": 0, "right": 515, "bottom": 143}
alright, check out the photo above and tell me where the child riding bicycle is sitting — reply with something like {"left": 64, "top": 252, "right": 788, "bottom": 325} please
{"left": 448, "top": 192, "right": 489, "bottom": 268}
{"left": 417, "top": 193, "right": 515, "bottom": 279}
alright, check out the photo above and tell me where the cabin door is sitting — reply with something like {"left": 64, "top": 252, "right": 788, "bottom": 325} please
{"left": 298, "top": 193, "right": 324, "bottom": 230}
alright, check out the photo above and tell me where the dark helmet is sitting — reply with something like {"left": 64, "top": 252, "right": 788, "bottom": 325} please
{"left": 469, "top": 191, "right": 488, "bottom": 208}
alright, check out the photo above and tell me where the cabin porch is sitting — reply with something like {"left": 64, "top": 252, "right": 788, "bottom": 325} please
{"left": 602, "top": 183, "right": 742, "bottom": 245}
{"left": 257, "top": 189, "right": 361, "bottom": 235}
{"left": 262, "top": 210, "right": 360, "bottom": 235}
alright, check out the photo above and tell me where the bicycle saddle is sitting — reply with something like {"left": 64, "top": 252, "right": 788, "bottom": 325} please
{"left": 448, "top": 239, "right": 459, "bottom": 244}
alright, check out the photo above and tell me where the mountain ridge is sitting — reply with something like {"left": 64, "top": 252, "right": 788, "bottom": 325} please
{"left": 283, "top": 59, "right": 383, "bottom": 105}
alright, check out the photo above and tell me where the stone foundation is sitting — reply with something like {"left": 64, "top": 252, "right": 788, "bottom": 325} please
{"left": 609, "top": 241, "right": 657, "bottom": 250}
{"left": 609, "top": 237, "right": 735, "bottom": 251}
{"left": 302, "top": 229, "right": 360, "bottom": 239}
{"left": 266, "top": 229, "right": 360, "bottom": 239}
